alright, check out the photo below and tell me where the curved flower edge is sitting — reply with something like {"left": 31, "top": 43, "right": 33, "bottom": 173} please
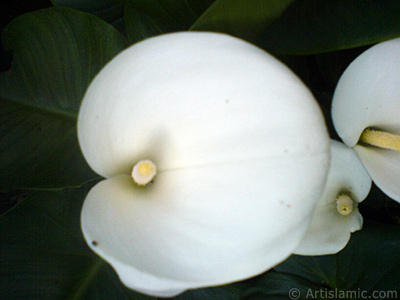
{"left": 294, "top": 140, "right": 372, "bottom": 256}
{"left": 82, "top": 153, "right": 329, "bottom": 296}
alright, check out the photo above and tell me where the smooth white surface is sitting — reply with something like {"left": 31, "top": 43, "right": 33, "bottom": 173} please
{"left": 78, "top": 32, "right": 328, "bottom": 178}
{"left": 332, "top": 38, "right": 400, "bottom": 147}
{"left": 78, "top": 32, "right": 330, "bottom": 296}
{"left": 354, "top": 145, "right": 400, "bottom": 201}
{"left": 331, "top": 37, "right": 400, "bottom": 202}
{"left": 82, "top": 154, "right": 328, "bottom": 296}
{"left": 295, "top": 140, "right": 371, "bottom": 256}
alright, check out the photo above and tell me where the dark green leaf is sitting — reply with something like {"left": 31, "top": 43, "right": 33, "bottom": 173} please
{"left": 0, "top": 7, "right": 128, "bottom": 190}
{"left": 190, "top": 0, "right": 295, "bottom": 43}
{"left": 174, "top": 282, "right": 246, "bottom": 300}
{"left": 264, "top": 222, "right": 400, "bottom": 297}
{"left": 260, "top": 0, "right": 400, "bottom": 55}
{"left": 241, "top": 272, "right": 323, "bottom": 300}
{"left": 0, "top": 190, "right": 31, "bottom": 216}
{"left": 51, "top": 0, "right": 125, "bottom": 30}
{"left": 0, "top": 184, "right": 153, "bottom": 300}
{"left": 123, "top": 1, "right": 164, "bottom": 43}
{"left": 122, "top": 0, "right": 214, "bottom": 43}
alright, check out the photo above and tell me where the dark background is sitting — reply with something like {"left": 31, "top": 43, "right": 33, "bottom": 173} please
{"left": 1, "top": 0, "right": 52, "bottom": 71}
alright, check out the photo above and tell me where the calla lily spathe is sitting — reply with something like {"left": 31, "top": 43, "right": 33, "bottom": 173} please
{"left": 332, "top": 37, "right": 400, "bottom": 202}
{"left": 295, "top": 140, "right": 371, "bottom": 256}
{"left": 77, "top": 32, "right": 330, "bottom": 297}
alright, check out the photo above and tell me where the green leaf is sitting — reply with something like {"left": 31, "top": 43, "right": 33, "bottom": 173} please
{"left": 0, "top": 7, "right": 128, "bottom": 190}
{"left": 245, "top": 222, "right": 400, "bottom": 298}
{"left": 122, "top": 0, "right": 214, "bottom": 43}
{"left": 260, "top": 0, "right": 400, "bottom": 55}
{"left": 0, "top": 190, "right": 31, "bottom": 216}
{"left": 241, "top": 272, "right": 323, "bottom": 300}
{"left": 0, "top": 184, "right": 153, "bottom": 300}
{"left": 174, "top": 283, "right": 246, "bottom": 300}
{"left": 190, "top": 0, "right": 295, "bottom": 43}
{"left": 276, "top": 221, "right": 400, "bottom": 290}
{"left": 51, "top": 0, "right": 125, "bottom": 30}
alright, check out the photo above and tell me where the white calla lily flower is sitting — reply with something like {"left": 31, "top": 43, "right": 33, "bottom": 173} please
{"left": 332, "top": 37, "right": 400, "bottom": 202}
{"left": 78, "top": 32, "right": 330, "bottom": 297}
{"left": 294, "top": 140, "right": 371, "bottom": 256}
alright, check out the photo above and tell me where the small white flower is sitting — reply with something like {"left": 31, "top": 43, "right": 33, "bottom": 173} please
{"left": 332, "top": 37, "right": 400, "bottom": 202}
{"left": 78, "top": 32, "right": 330, "bottom": 297}
{"left": 294, "top": 140, "right": 371, "bottom": 256}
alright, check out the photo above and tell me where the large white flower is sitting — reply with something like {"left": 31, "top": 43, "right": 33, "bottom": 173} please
{"left": 77, "top": 32, "right": 330, "bottom": 297}
{"left": 294, "top": 140, "right": 371, "bottom": 256}
{"left": 332, "top": 37, "right": 400, "bottom": 202}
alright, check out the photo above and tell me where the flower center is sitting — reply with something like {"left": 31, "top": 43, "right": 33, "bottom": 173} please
{"left": 336, "top": 194, "right": 353, "bottom": 216}
{"left": 359, "top": 128, "right": 400, "bottom": 151}
{"left": 131, "top": 159, "right": 157, "bottom": 186}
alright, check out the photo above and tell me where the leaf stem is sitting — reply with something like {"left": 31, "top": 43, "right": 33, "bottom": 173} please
{"left": 67, "top": 257, "right": 104, "bottom": 300}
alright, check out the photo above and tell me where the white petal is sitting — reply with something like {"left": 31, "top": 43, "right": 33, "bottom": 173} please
{"left": 78, "top": 32, "right": 329, "bottom": 178}
{"left": 332, "top": 38, "right": 400, "bottom": 147}
{"left": 354, "top": 145, "right": 400, "bottom": 201}
{"left": 294, "top": 203, "right": 363, "bottom": 256}
{"left": 294, "top": 140, "right": 371, "bottom": 255}
{"left": 78, "top": 32, "right": 331, "bottom": 296}
{"left": 82, "top": 153, "right": 329, "bottom": 296}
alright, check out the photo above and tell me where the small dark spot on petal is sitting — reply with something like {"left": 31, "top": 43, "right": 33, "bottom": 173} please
{"left": 92, "top": 240, "right": 98, "bottom": 246}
